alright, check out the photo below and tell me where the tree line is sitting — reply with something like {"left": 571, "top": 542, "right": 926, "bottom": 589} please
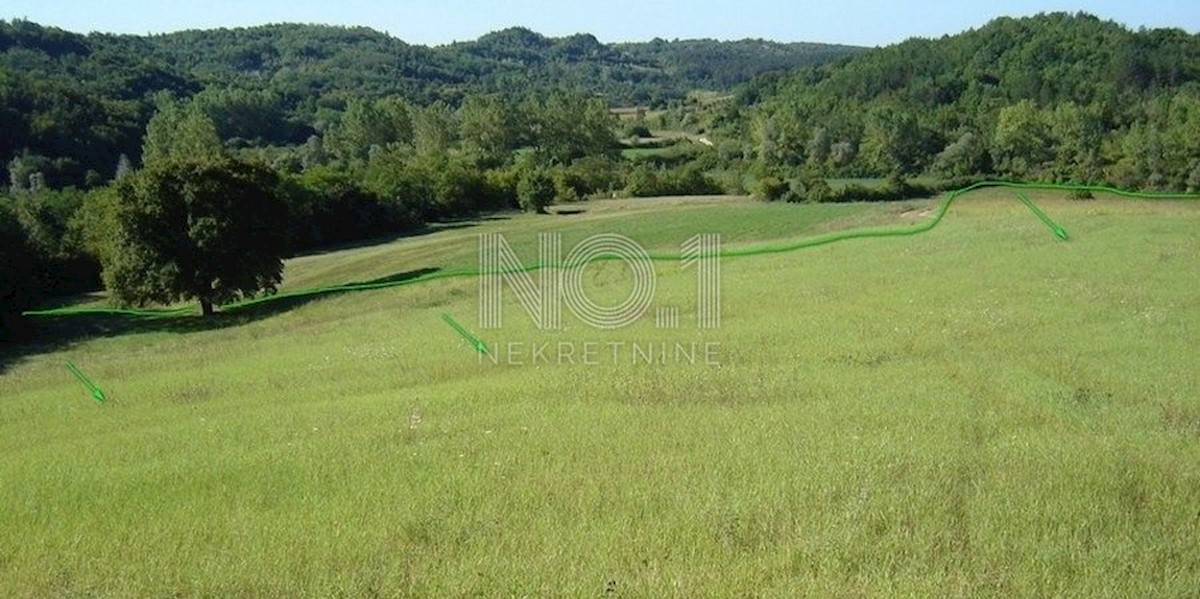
{"left": 1, "top": 89, "right": 733, "bottom": 332}
{"left": 4, "top": 12, "right": 1200, "bottom": 336}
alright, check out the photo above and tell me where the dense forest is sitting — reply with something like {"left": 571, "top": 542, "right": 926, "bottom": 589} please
{"left": 2, "top": 13, "right": 1199, "bottom": 336}
{"left": 0, "top": 19, "right": 860, "bottom": 188}
{"left": 731, "top": 13, "right": 1200, "bottom": 191}
{"left": 155, "top": 24, "right": 862, "bottom": 106}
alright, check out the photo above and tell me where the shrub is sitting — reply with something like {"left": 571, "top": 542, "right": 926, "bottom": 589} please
{"left": 624, "top": 163, "right": 722, "bottom": 198}
{"left": 517, "top": 169, "right": 555, "bottom": 214}
{"left": 482, "top": 167, "right": 520, "bottom": 210}
{"left": 551, "top": 167, "right": 584, "bottom": 203}
{"left": 1068, "top": 188, "right": 1095, "bottom": 200}
{"left": 623, "top": 164, "right": 660, "bottom": 197}
{"left": 716, "top": 140, "right": 746, "bottom": 163}
{"left": 753, "top": 176, "right": 789, "bottom": 202}
{"left": 794, "top": 178, "right": 833, "bottom": 203}
{"left": 668, "top": 164, "right": 723, "bottom": 196}
{"left": 567, "top": 156, "right": 623, "bottom": 197}
{"left": 710, "top": 170, "right": 748, "bottom": 195}
{"left": 810, "top": 176, "right": 962, "bottom": 204}
{"left": 428, "top": 158, "right": 486, "bottom": 217}
{"left": 626, "top": 123, "right": 652, "bottom": 138}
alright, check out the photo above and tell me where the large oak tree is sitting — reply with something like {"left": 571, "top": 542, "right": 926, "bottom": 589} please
{"left": 101, "top": 158, "right": 289, "bottom": 316}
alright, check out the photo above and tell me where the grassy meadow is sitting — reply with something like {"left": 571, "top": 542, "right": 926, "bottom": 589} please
{"left": 1, "top": 190, "right": 1199, "bottom": 597}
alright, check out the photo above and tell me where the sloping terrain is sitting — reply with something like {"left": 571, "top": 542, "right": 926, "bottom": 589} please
{"left": 2, "top": 192, "right": 1198, "bottom": 596}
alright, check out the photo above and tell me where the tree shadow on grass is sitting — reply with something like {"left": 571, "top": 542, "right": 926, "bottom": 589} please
{"left": 551, "top": 207, "right": 588, "bottom": 216}
{"left": 0, "top": 266, "right": 442, "bottom": 376}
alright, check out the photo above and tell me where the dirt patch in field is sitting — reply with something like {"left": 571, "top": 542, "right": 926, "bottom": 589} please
{"left": 900, "top": 208, "right": 934, "bottom": 219}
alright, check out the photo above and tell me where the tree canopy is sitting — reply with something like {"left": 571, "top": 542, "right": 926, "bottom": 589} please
{"left": 735, "top": 12, "right": 1200, "bottom": 188}
{"left": 100, "top": 159, "right": 289, "bottom": 316}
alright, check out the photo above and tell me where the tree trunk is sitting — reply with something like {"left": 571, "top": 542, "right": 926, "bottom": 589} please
{"left": 200, "top": 298, "right": 214, "bottom": 317}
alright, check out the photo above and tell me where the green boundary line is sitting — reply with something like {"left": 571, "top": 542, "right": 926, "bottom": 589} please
{"left": 22, "top": 180, "right": 1199, "bottom": 320}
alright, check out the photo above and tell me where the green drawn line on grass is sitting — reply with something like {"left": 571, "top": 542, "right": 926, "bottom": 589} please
{"left": 21, "top": 181, "right": 1200, "bottom": 320}
{"left": 66, "top": 362, "right": 107, "bottom": 404}
{"left": 441, "top": 313, "right": 490, "bottom": 355}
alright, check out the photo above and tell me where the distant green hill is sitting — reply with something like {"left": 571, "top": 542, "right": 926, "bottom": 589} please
{"left": 732, "top": 12, "right": 1200, "bottom": 189}
{"left": 145, "top": 24, "right": 863, "bottom": 105}
{"left": 0, "top": 19, "right": 861, "bottom": 187}
{"left": 614, "top": 37, "right": 862, "bottom": 91}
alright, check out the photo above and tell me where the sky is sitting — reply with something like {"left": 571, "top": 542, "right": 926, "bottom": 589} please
{"left": 3, "top": 0, "right": 1198, "bottom": 46}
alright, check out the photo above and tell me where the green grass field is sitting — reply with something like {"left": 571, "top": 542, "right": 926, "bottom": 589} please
{"left": 2, "top": 190, "right": 1199, "bottom": 597}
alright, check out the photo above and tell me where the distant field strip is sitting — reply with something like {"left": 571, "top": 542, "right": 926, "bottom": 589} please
{"left": 23, "top": 181, "right": 1199, "bottom": 320}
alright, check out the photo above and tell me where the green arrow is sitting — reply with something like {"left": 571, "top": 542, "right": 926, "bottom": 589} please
{"left": 1016, "top": 192, "right": 1069, "bottom": 240}
{"left": 66, "top": 362, "right": 107, "bottom": 404}
{"left": 440, "top": 314, "right": 490, "bottom": 355}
